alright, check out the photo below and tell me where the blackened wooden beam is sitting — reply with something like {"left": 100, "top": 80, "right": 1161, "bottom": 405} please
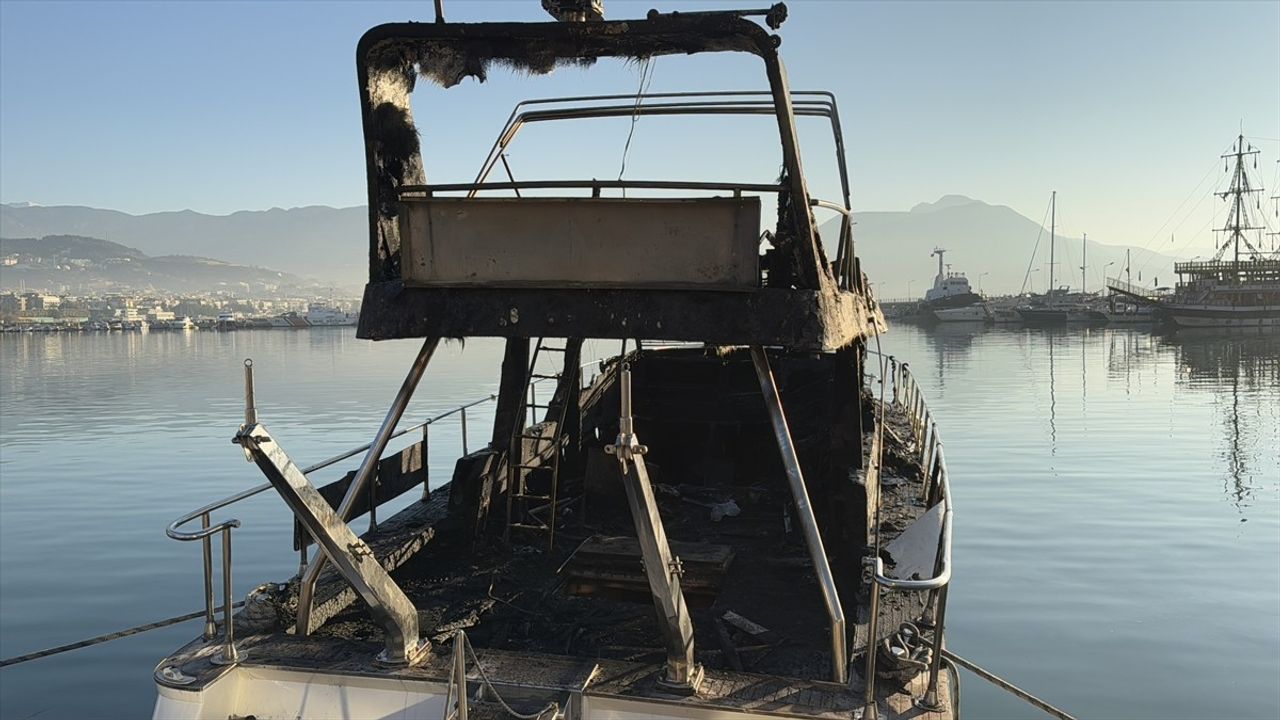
{"left": 490, "top": 338, "right": 531, "bottom": 449}
{"left": 357, "top": 282, "right": 883, "bottom": 351}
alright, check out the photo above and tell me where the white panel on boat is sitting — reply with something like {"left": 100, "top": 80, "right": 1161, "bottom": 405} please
{"left": 883, "top": 503, "right": 944, "bottom": 581}
{"left": 399, "top": 196, "right": 761, "bottom": 290}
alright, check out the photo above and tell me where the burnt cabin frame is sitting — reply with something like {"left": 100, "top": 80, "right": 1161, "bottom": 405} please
{"left": 354, "top": 13, "right": 881, "bottom": 349}
{"left": 325, "top": 9, "right": 888, "bottom": 684}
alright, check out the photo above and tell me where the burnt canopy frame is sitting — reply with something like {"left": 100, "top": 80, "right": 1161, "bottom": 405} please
{"left": 356, "top": 12, "right": 870, "bottom": 348}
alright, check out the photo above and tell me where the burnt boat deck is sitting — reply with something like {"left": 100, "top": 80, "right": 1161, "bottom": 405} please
{"left": 161, "top": 392, "right": 946, "bottom": 719}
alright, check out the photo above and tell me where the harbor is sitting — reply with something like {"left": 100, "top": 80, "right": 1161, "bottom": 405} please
{"left": 2, "top": 325, "right": 1276, "bottom": 718}
{"left": 883, "top": 135, "right": 1279, "bottom": 332}
{"left": 0, "top": 2, "right": 1277, "bottom": 719}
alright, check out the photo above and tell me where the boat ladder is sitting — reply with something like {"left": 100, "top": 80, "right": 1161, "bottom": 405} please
{"left": 504, "top": 337, "right": 582, "bottom": 550}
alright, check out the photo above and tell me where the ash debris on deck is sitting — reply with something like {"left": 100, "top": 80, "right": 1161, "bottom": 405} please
{"left": 295, "top": 380, "right": 933, "bottom": 684}
{"left": 314, "top": 472, "right": 839, "bottom": 679}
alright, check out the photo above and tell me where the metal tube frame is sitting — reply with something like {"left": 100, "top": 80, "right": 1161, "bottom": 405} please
{"left": 167, "top": 518, "right": 241, "bottom": 662}
{"left": 167, "top": 370, "right": 500, "bottom": 663}
{"left": 296, "top": 337, "right": 440, "bottom": 637}
{"left": 607, "top": 362, "right": 704, "bottom": 693}
{"left": 862, "top": 360, "right": 954, "bottom": 714}
{"left": 420, "top": 423, "right": 431, "bottom": 501}
{"left": 469, "top": 91, "right": 853, "bottom": 212}
{"left": 750, "top": 346, "right": 848, "bottom": 684}
{"left": 452, "top": 631, "right": 469, "bottom": 720}
{"left": 199, "top": 513, "right": 216, "bottom": 639}
{"left": 212, "top": 529, "right": 239, "bottom": 665}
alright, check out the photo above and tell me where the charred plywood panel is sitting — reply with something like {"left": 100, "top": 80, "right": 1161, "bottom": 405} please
{"left": 399, "top": 197, "right": 760, "bottom": 290}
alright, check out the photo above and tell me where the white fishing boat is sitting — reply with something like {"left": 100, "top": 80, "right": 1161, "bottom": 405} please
{"left": 933, "top": 304, "right": 991, "bottom": 323}
{"left": 305, "top": 302, "right": 358, "bottom": 326}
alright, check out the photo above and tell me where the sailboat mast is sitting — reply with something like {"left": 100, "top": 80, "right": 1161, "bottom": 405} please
{"left": 1049, "top": 191, "right": 1056, "bottom": 301}
{"left": 1082, "top": 232, "right": 1087, "bottom": 294}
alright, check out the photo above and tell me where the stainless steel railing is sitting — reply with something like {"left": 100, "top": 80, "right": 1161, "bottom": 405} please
{"left": 166, "top": 393, "right": 498, "bottom": 662}
{"left": 164, "top": 356, "right": 609, "bottom": 660}
{"left": 863, "top": 353, "right": 955, "bottom": 717}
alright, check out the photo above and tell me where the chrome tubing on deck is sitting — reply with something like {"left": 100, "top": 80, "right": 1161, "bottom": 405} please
{"left": 863, "top": 361, "right": 954, "bottom": 715}
{"left": 166, "top": 514, "right": 242, "bottom": 664}
{"left": 296, "top": 337, "right": 441, "bottom": 637}
{"left": 243, "top": 359, "right": 257, "bottom": 426}
{"left": 167, "top": 371, "right": 499, "bottom": 661}
{"left": 164, "top": 358, "right": 587, "bottom": 654}
{"left": 749, "top": 346, "right": 848, "bottom": 684}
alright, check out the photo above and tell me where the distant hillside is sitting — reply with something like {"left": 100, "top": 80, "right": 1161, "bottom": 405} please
{"left": 3, "top": 197, "right": 1184, "bottom": 296}
{"left": 0, "top": 234, "right": 319, "bottom": 295}
{"left": 1, "top": 204, "right": 367, "bottom": 287}
{"left": 823, "top": 195, "right": 1183, "bottom": 298}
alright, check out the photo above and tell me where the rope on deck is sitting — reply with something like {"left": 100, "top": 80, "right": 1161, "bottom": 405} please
{"left": 0, "top": 602, "right": 245, "bottom": 668}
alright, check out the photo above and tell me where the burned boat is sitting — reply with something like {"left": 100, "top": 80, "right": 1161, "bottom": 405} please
{"left": 156, "top": 5, "right": 957, "bottom": 719}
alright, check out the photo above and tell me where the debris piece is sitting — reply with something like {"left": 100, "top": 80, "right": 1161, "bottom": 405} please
{"left": 714, "top": 618, "right": 744, "bottom": 671}
{"left": 721, "top": 610, "right": 783, "bottom": 645}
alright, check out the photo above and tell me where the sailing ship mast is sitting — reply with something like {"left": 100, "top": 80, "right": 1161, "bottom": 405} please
{"left": 1081, "top": 232, "right": 1087, "bottom": 294}
{"left": 1213, "top": 134, "right": 1264, "bottom": 264}
{"left": 1048, "top": 190, "right": 1056, "bottom": 302}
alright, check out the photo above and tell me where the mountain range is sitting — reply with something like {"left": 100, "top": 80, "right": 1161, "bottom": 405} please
{"left": 0, "top": 234, "right": 317, "bottom": 295}
{"left": 1, "top": 203, "right": 367, "bottom": 290}
{"left": 3, "top": 197, "right": 1182, "bottom": 296}
{"left": 819, "top": 195, "right": 1180, "bottom": 297}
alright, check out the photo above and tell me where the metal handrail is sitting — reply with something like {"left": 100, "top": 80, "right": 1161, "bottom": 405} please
{"left": 471, "top": 91, "right": 852, "bottom": 210}
{"left": 399, "top": 179, "right": 783, "bottom": 196}
{"left": 870, "top": 464, "right": 952, "bottom": 591}
{"left": 809, "top": 199, "right": 857, "bottom": 291}
{"left": 166, "top": 514, "right": 241, "bottom": 665}
{"left": 863, "top": 356, "right": 955, "bottom": 717}
{"left": 167, "top": 393, "right": 501, "bottom": 536}
{"left": 165, "top": 389, "right": 500, "bottom": 661}
{"left": 164, "top": 355, "right": 604, "bottom": 658}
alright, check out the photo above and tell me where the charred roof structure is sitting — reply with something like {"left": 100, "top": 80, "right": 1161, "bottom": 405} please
{"left": 354, "top": 7, "right": 883, "bottom": 349}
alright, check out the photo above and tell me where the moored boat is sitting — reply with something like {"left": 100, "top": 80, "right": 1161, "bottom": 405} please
{"left": 305, "top": 302, "right": 358, "bottom": 326}
{"left": 154, "top": 6, "right": 960, "bottom": 720}
{"left": 1111, "top": 135, "right": 1279, "bottom": 330}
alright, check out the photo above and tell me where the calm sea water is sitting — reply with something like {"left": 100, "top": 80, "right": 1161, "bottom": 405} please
{"left": 0, "top": 326, "right": 1276, "bottom": 719}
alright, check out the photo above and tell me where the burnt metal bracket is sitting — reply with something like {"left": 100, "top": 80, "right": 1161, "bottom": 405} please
{"left": 607, "top": 362, "right": 704, "bottom": 694}
{"left": 235, "top": 423, "right": 429, "bottom": 667}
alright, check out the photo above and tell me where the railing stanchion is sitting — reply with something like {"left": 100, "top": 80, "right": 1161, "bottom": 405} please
{"left": 453, "top": 631, "right": 469, "bottom": 720}
{"left": 918, "top": 585, "right": 949, "bottom": 712}
{"left": 460, "top": 407, "right": 469, "bottom": 455}
{"left": 864, "top": 576, "right": 882, "bottom": 719}
{"left": 200, "top": 512, "right": 216, "bottom": 640}
{"left": 298, "top": 539, "right": 308, "bottom": 577}
{"left": 214, "top": 529, "right": 239, "bottom": 665}
{"left": 367, "top": 471, "right": 379, "bottom": 532}
{"left": 919, "top": 420, "right": 933, "bottom": 469}
{"left": 421, "top": 422, "right": 431, "bottom": 501}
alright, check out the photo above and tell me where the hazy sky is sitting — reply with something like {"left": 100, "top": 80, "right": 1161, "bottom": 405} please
{"left": 1, "top": 0, "right": 1277, "bottom": 260}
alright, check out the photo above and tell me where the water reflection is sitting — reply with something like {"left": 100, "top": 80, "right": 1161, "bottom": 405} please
{"left": 913, "top": 324, "right": 1279, "bottom": 509}
{"left": 1160, "top": 332, "right": 1280, "bottom": 509}
{"left": 918, "top": 321, "right": 985, "bottom": 392}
